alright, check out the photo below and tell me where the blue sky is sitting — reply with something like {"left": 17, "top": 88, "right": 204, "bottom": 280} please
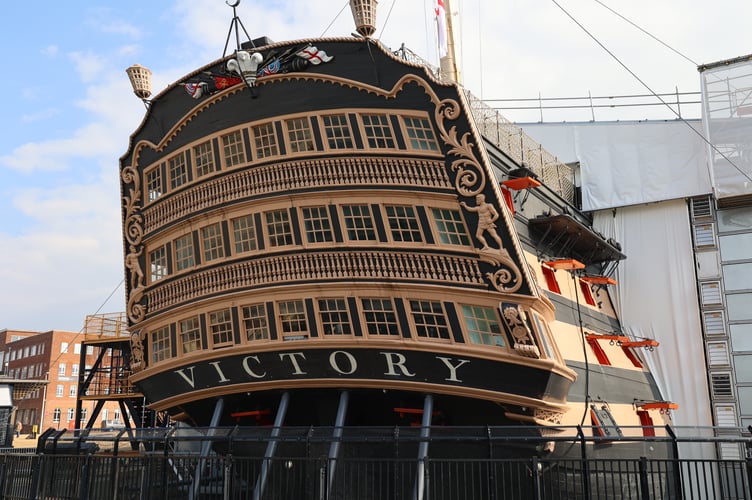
{"left": 1, "top": 0, "right": 749, "bottom": 332}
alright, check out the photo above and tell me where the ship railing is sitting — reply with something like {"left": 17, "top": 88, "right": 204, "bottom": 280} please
{"left": 392, "top": 45, "right": 575, "bottom": 204}
{"left": 83, "top": 312, "right": 129, "bottom": 339}
{"left": 1, "top": 425, "right": 749, "bottom": 499}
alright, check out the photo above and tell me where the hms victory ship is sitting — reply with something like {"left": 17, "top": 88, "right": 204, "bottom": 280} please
{"left": 119, "top": 0, "right": 673, "bottom": 469}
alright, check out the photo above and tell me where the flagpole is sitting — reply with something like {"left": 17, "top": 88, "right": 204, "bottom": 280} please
{"left": 439, "top": 0, "right": 461, "bottom": 84}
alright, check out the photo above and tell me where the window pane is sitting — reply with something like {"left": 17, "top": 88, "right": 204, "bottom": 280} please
{"left": 362, "top": 298, "right": 400, "bottom": 336}
{"left": 343, "top": 205, "right": 376, "bottom": 241}
{"left": 410, "top": 300, "right": 450, "bottom": 339}
{"left": 303, "top": 206, "right": 333, "bottom": 243}
{"left": 209, "top": 309, "right": 234, "bottom": 347}
{"left": 734, "top": 354, "right": 752, "bottom": 382}
{"left": 318, "top": 298, "right": 352, "bottom": 335}
{"left": 278, "top": 300, "right": 307, "bottom": 338}
{"left": 717, "top": 208, "right": 752, "bottom": 233}
{"left": 322, "top": 114, "right": 353, "bottom": 149}
{"left": 739, "top": 387, "right": 752, "bottom": 414}
{"left": 222, "top": 130, "right": 246, "bottom": 167}
{"left": 194, "top": 140, "right": 216, "bottom": 177}
{"left": 175, "top": 234, "right": 195, "bottom": 271}
{"left": 722, "top": 263, "right": 752, "bottom": 291}
{"left": 202, "top": 223, "right": 225, "bottom": 262}
{"left": 403, "top": 116, "right": 439, "bottom": 151}
{"left": 266, "top": 209, "right": 293, "bottom": 247}
{"left": 242, "top": 303, "right": 269, "bottom": 341}
{"left": 253, "top": 122, "right": 278, "bottom": 158}
{"left": 169, "top": 152, "right": 188, "bottom": 189}
{"left": 727, "top": 294, "right": 752, "bottom": 321}
{"left": 432, "top": 208, "right": 470, "bottom": 245}
{"left": 149, "top": 246, "right": 168, "bottom": 282}
{"left": 720, "top": 233, "right": 752, "bottom": 261}
{"left": 286, "top": 117, "right": 315, "bottom": 153}
{"left": 180, "top": 317, "right": 202, "bottom": 354}
{"left": 362, "top": 114, "right": 395, "bottom": 148}
{"left": 462, "top": 304, "right": 504, "bottom": 346}
{"left": 233, "top": 215, "right": 257, "bottom": 253}
{"left": 730, "top": 323, "right": 752, "bottom": 351}
{"left": 146, "top": 167, "right": 163, "bottom": 201}
{"left": 151, "top": 327, "right": 171, "bottom": 363}
{"left": 385, "top": 205, "right": 422, "bottom": 242}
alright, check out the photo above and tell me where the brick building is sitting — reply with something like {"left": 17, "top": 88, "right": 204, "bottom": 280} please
{"left": 0, "top": 328, "right": 123, "bottom": 434}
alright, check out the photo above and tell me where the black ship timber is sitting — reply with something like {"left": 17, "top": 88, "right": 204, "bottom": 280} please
{"left": 119, "top": 6, "right": 669, "bottom": 448}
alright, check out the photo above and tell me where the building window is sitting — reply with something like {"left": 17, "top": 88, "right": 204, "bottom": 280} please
{"left": 252, "top": 122, "right": 279, "bottom": 159}
{"left": 58, "top": 363, "right": 66, "bottom": 376}
{"left": 410, "top": 300, "right": 450, "bottom": 340}
{"left": 53, "top": 408, "right": 61, "bottom": 423}
{"left": 232, "top": 215, "right": 257, "bottom": 253}
{"left": 432, "top": 208, "right": 470, "bottom": 245}
{"left": 318, "top": 298, "right": 352, "bottom": 335}
{"left": 69, "top": 385, "right": 76, "bottom": 398}
{"left": 266, "top": 209, "right": 293, "bottom": 247}
{"left": 149, "top": 246, "right": 168, "bottom": 282}
{"left": 74, "top": 344, "right": 81, "bottom": 354}
{"left": 586, "top": 337, "right": 611, "bottom": 365}
{"left": 285, "top": 117, "right": 315, "bottom": 153}
{"left": 201, "top": 223, "right": 225, "bottom": 262}
{"left": 242, "top": 303, "right": 269, "bottom": 341}
{"left": 174, "top": 234, "right": 195, "bottom": 271}
{"left": 146, "top": 167, "right": 163, "bottom": 202}
{"left": 462, "top": 305, "right": 504, "bottom": 346}
{"left": 222, "top": 130, "right": 246, "bottom": 167}
{"left": 362, "top": 298, "right": 400, "bottom": 336}
{"left": 278, "top": 300, "right": 308, "bottom": 339}
{"left": 67, "top": 408, "right": 75, "bottom": 422}
{"left": 179, "top": 316, "right": 202, "bottom": 354}
{"left": 361, "top": 113, "right": 395, "bottom": 148}
{"left": 168, "top": 151, "right": 188, "bottom": 190}
{"left": 385, "top": 205, "right": 422, "bottom": 242}
{"left": 402, "top": 116, "right": 439, "bottom": 151}
{"left": 193, "top": 140, "right": 215, "bottom": 177}
{"left": 342, "top": 205, "right": 376, "bottom": 241}
{"left": 61, "top": 342, "right": 69, "bottom": 354}
{"left": 302, "top": 206, "right": 334, "bottom": 243}
{"left": 209, "top": 309, "right": 234, "bottom": 348}
{"left": 541, "top": 265, "right": 561, "bottom": 294}
{"left": 71, "top": 364, "right": 79, "bottom": 377}
{"left": 151, "top": 326, "right": 171, "bottom": 364}
{"left": 56, "top": 384, "right": 64, "bottom": 397}
{"left": 321, "top": 114, "right": 353, "bottom": 149}
{"left": 86, "top": 345, "right": 93, "bottom": 355}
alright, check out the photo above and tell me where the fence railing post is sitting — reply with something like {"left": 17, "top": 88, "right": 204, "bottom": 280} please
{"left": 665, "top": 424, "right": 683, "bottom": 499}
{"left": 638, "top": 456, "right": 651, "bottom": 500}
{"left": 531, "top": 456, "right": 541, "bottom": 500}
{"left": 78, "top": 454, "right": 91, "bottom": 500}
{"left": 577, "top": 425, "right": 591, "bottom": 500}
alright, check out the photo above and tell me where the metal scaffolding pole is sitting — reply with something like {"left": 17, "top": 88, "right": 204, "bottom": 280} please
{"left": 327, "top": 390, "right": 350, "bottom": 496}
{"left": 413, "top": 394, "right": 434, "bottom": 500}
{"left": 189, "top": 397, "right": 225, "bottom": 500}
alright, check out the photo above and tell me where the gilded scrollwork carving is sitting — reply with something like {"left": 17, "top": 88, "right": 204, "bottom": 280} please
{"left": 130, "top": 329, "right": 145, "bottom": 372}
{"left": 121, "top": 165, "right": 146, "bottom": 323}
{"left": 500, "top": 304, "right": 540, "bottom": 359}
{"left": 430, "top": 91, "right": 522, "bottom": 293}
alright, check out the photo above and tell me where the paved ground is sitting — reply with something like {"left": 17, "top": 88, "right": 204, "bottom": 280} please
{"left": 12, "top": 435, "right": 38, "bottom": 449}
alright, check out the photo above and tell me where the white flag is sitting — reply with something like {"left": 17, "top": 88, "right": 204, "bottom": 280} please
{"left": 435, "top": 0, "right": 448, "bottom": 58}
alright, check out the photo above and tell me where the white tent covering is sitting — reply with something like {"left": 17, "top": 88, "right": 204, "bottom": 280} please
{"left": 522, "top": 121, "right": 711, "bottom": 211}
{"left": 593, "top": 202, "right": 713, "bottom": 430}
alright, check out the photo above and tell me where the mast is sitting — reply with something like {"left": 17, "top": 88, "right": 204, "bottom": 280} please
{"left": 439, "top": 0, "right": 461, "bottom": 84}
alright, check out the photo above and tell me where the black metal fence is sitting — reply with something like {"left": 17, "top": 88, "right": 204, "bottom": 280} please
{"left": 0, "top": 425, "right": 749, "bottom": 499}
